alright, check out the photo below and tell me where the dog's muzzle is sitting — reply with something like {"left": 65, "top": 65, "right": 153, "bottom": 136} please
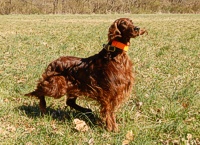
{"left": 134, "top": 26, "right": 140, "bottom": 31}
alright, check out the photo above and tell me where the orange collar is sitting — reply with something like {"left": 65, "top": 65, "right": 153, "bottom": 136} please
{"left": 111, "top": 41, "right": 129, "bottom": 51}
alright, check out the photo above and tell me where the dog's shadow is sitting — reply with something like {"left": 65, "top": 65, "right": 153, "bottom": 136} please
{"left": 18, "top": 104, "right": 100, "bottom": 128}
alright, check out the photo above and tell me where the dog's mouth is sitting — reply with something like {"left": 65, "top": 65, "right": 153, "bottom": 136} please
{"left": 139, "top": 29, "right": 148, "bottom": 35}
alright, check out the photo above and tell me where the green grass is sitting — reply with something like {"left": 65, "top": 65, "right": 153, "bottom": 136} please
{"left": 0, "top": 14, "right": 199, "bottom": 144}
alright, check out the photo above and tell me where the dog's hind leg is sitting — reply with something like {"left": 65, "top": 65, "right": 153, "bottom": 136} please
{"left": 39, "top": 96, "right": 46, "bottom": 114}
{"left": 25, "top": 91, "right": 47, "bottom": 115}
{"left": 66, "top": 94, "right": 92, "bottom": 113}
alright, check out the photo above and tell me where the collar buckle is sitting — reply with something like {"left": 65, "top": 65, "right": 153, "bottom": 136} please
{"left": 103, "top": 44, "right": 116, "bottom": 52}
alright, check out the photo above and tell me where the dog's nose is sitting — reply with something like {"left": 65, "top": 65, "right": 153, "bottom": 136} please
{"left": 134, "top": 27, "right": 140, "bottom": 31}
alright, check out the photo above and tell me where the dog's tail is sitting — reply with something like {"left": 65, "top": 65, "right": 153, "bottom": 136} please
{"left": 24, "top": 90, "right": 38, "bottom": 97}
{"left": 25, "top": 87, "right": 43, "bottom": 98}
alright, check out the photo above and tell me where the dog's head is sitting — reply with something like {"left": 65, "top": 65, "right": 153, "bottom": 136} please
{"left": 108, "top": 18, "right": 147, "bottom": 43}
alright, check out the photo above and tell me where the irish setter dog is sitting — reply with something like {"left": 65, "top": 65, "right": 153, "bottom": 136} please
{"left": 25, "top": 18, "right": 147, "bottom": 132}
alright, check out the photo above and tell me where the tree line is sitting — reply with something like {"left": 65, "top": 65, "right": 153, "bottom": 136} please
{"left": 0, "top": 0, "right": 199, "bottom": 15}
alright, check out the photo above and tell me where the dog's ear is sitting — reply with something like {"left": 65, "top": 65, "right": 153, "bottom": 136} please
{"left": 108, "top": 21, "right": 122, "bottom": 42}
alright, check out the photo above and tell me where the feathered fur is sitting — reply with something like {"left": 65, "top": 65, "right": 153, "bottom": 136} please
{"left": 25, "top": 18, "right": 147, "bottom": 132}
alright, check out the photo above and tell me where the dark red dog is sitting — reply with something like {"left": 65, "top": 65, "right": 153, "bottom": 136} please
{"left": 25, "top": 18, "right": 147, "bottom": 132}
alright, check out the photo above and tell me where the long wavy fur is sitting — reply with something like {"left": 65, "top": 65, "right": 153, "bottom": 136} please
{"left": 25, "top": 18, "right": 147, "bottom": 132}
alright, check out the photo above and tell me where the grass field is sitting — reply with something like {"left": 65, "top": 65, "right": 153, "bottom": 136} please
{"left": 0, "top": 14, "right": 199, "bottom": 144}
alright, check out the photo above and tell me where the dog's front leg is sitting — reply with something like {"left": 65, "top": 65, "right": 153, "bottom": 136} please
{"left": 100, "top": 105, "right": 118, "bottom": 132}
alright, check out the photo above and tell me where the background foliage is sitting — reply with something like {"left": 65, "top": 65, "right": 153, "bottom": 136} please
{"left": 0, "top": 0, "right": 200, "bottom": 14}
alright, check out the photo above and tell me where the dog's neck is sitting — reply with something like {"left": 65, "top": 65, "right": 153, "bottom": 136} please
{"left": 110, "top": 41, "right": 129, "bottom": 51}
{"left": 100, "top": 39, "right": 130, "bottom": 61}
{"left": 107, "top": 37, "right": 131, "bottom": 51}
{"left": 112, "top": 37, "right": 131, "bottom": 46}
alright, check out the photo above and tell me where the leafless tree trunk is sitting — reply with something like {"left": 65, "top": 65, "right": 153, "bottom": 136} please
{"left": 53, "top": 0, "right": 58, "bottom": 14}
{"left": 62, "top": 0, "right": 65, "bottom": 13}
{"left": 8, "top": 0, "right": 12, "bottom": 14}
